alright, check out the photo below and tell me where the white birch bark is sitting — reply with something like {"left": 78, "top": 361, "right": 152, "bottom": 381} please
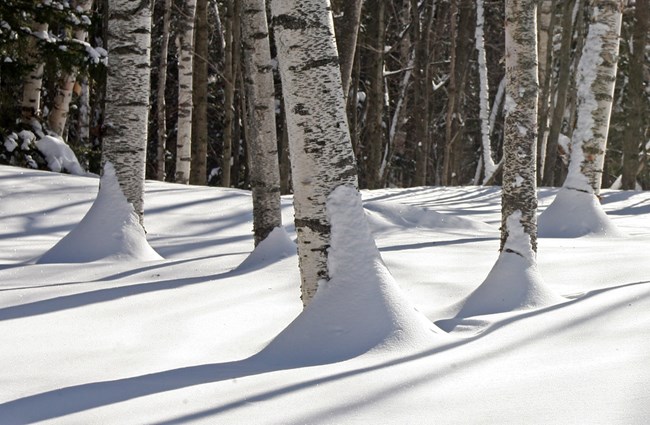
{"left": 102, "top": 0, "right": 152, "bottom": 226}
{"left": 48, "top": 0, "right": 94, "bottom": 137}
{"left": 271, "top": 0, "right": 359, "bottom": 306}
{"left": 502, "top": 0, "right": 539, "bottom": 257}
{"left": 241, "top": 0, "right": 282, "bottom": 246}
{"left": 21, "top": 22, "right": 49, "bottom": 123}
{"left": 476, "top": 0, "right": 497, "bottom": 184}
{"left": 156, "top": 0, "right": 172, "bottom": 181}
{"left": 175, "top": 0, "right": 197, "bottom": 185}
{"left": 563, "top": 0, "right": 623, "bottom": 195}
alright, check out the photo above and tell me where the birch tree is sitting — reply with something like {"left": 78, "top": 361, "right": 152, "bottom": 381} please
{"left": 271, "top": 0, "right": 359, "bottom": 306}
{"left": 102, "top": 0, "right": 152, "bottom": 226}
{"left": 476, "top": 0, "right": 497, "bottom": 184}
{"left": 564, "top": 0, "right": 622, "bottom": 195}
{"left": 48, "top": 0, "right": 94, "bottom": 137}
{"left": 539, "top": 0, "right": 623, "bottom": 237}
{"left": 621, "top": 0, "right": 648, "bottom": 189}
{"left": 175, "top": 0, "right": 197, "bottom": 184}
{"left": 21, "top": 22, "right": 48, "bottom": 124}
{"left": 156, "top": 0, "right": 172, "bottom": 181}
{"left": 241, "top": 0, "right": 282, "bottom": 245}
{"left": 190, "top": 0, "right": 209, "bottom": 185}
{"left": 455, "top": 0, "right": 561, "bottom": 318}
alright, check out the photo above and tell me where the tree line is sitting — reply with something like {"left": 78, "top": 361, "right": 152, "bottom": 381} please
{"left": 0, "top": 0, "right": 648, "bottom": 309}
{"left": 1, "top": 0, "right": 647, "bottom": 191}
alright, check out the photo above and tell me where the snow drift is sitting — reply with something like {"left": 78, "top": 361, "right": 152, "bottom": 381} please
{"left": 538, "top": 188, "right": 624, "bottom": 238}
{"left": 37, "top": 163, "right": 162, "bottom": 263}
{"left": 256, "top": 185, "right": 444, "bottom": 366}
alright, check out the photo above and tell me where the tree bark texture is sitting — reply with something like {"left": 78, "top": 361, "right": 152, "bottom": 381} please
{"left": 102, "top": 0, "right": 152, "bottom": 226}
{"left": 241, "top": 0, "right": 282, "bottom": 245}
{"left": 412, "top": 0, "right": 434, "bottom": 186}
{"left": 363, "top": 0, "right": 386, "bottom": 189}
{"left": 476, "top": 0, "right": 497, "bottom": 184}
{"left": 443, "top": 0, "right": 474, "bottom": 186}
{"left": 501, "top": 0, "right": 539, "bottom": 255}
{"left": 542, "top": 0, "right": 576, "bottom": 186}
{"left": 333, "top": 0, "right": 363, "bottom": 104}
{"left": 175, "top": 0, "right": 197, "bottom": 185}
{"left": 49, "top": 0, "right": 94, "bottom": 137}
{"left": 535, "top": 0, "right": 556, "bottom": 181}
{"left": 156, "top": 0, "right": 172, "bottom": 181}
{"left": 222, "top": 0, "right": 235, "bottom": 187}
{"left": 190, "top": 0, "right": 209, "bottom": 185}
{"left": 271, "top": 0, "right": 359, "bottom": 306}
{"left": 563, "top": 0, "right": 622, "bottom": 195}
{"left": 21, "top": 22, "right": 49, "bottom": 123}
{"left": 621, "top": 0, "right": 648, "bottom": 189}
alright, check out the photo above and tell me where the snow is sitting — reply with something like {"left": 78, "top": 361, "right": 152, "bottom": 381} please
{"left": 1, "top": 165, "right": 649, "bottom": 424}
{"left": 35, "top": 135, "right": 85, "bottom": 175}
{"left": 538, "top": 187, "right": 624, "bottom": 238}
{"left": 36, "top": 163, "right": 162, "bottom": 263}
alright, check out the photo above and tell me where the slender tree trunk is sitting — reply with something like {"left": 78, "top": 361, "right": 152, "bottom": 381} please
{"left": 48, "top": 0, "right": 94, "bottom": 137}
{"left": 536, "top": 0, "right": 557, "bottom": 180}
{"left": 156, "top": 0, "right": 172, "bottom": 181}
{"left": 563, "top": 0, "right": 623, "bottom": 195}
{"left": 542, "top": 0, "right": 576, "bottom": 186}
{"left": 364, "top": 0, "right": 386, "bottom": 189}
{"left": 222, "top": 0, "right": 235, "bottom": 187}
{"left": 21, "top": 22, "right": 49, "bottom": 123}
{"left": 175, "top": 0, "right": 197, "bottom": 184}
{"left": 190, "top": 0, "right": 209, "bottom": 185}
{"left": 333, "top": 0, "right": 363, "bottom": 104}
{"left": 272, "top": 0, "right": 359, "bottom": 306}
{"left": 621, "top": 0, "right": 648, "bottom": 189}
{"left": 501, "top": 0, "right": 539, "bottom": 255}
{"left": 476, "top": 0, "right": 497, "bottom": 184}
{"left": 412, "top": 0, "right": 434, "bottom": 186}
{"left": 241, "top": 0, "right": 282, "bottom": 245}
{"left": 102, "top": 0, "right": 152, "bottom": 227}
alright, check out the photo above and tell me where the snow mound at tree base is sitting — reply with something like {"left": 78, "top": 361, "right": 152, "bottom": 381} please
{"left": 37, "top": 163, "right": 162, "bottom": 263}
{"left": 439, "top": 251, "right": 565, "bottom": 327}
{"left": 538, "top": 188, "right": 625, "bottom": 238}
{"left": 256, "top": 186, "right": 444, "bottom": 367}
{"left": 235, "top": 227, "right": 296, "bottom": 272}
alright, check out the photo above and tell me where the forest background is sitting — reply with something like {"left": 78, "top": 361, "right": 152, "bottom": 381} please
{"left": 1, "top": 0, "right": 647, "bottom": 192}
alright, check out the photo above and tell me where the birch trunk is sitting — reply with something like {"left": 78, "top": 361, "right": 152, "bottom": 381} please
{"left": 501, "top": 0, "right": 539, "bottom": 256}
{"left": 271, "top": 0, "right": 359, "bottom": 306}
{"left": 563, "top": 0, "right": 622, "bottom": 195}
{"left": 454, "top": 0, "right": 563, "bottom": 318}
{"left": 102, "top": 0, "right": 152, "bottom": 226}
{"left": 542, "top": 0, "right": 576, "bottom": 186}
{"left": 21, "top": 22, "right": 48, "bottom": 123}
{"left": 241, "top": 0, "right": 282, "bottom": 245}
{"left": 175, "top": 0, "right": 197, "bottom": 185}
{"left": 621, "top": 0, "right": 648, "bottom": 189}
{"left": 156, "top": 0, "right": 172, "bottom": 181}
{"left": 222, "top": 0, "right": 235, "bottom": 187}
{"left": 333, "top": 0, "right": 363, "bottom": 104}
{"left": 364, "top": 0, "right": 386, "bottom": 189}
{"left": 190, "top": 0, "right": 209, "bottom": 185}
{"left": 476, "top": 0, "right": 497, "bottom": 184}
{"left": 48, "top": 0, "right": 94, "bottom": 137}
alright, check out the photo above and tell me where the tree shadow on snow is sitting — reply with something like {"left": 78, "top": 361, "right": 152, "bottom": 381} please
{"left": 1, "top": 280, "right": 647, "bottom": 424}
{"left": 0, "top": 252, "right": 285, "bottom": 321}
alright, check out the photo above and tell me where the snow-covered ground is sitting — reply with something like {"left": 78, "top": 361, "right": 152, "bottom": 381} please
{"left": 0, "top": 164, "right": 648, "bottom": 424}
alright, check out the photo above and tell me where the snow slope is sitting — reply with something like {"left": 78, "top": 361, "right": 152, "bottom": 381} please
{"left": 0, "top": 165, "right": 648, "bottom": 424}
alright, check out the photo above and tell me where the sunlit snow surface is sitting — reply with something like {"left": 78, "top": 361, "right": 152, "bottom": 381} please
{"left": 0, "top": 166, "right": 648, "bottom": 424}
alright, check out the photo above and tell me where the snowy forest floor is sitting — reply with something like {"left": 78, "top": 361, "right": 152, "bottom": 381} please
{"left": 0, "top": 164, "right": 648, "bottom": 424}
